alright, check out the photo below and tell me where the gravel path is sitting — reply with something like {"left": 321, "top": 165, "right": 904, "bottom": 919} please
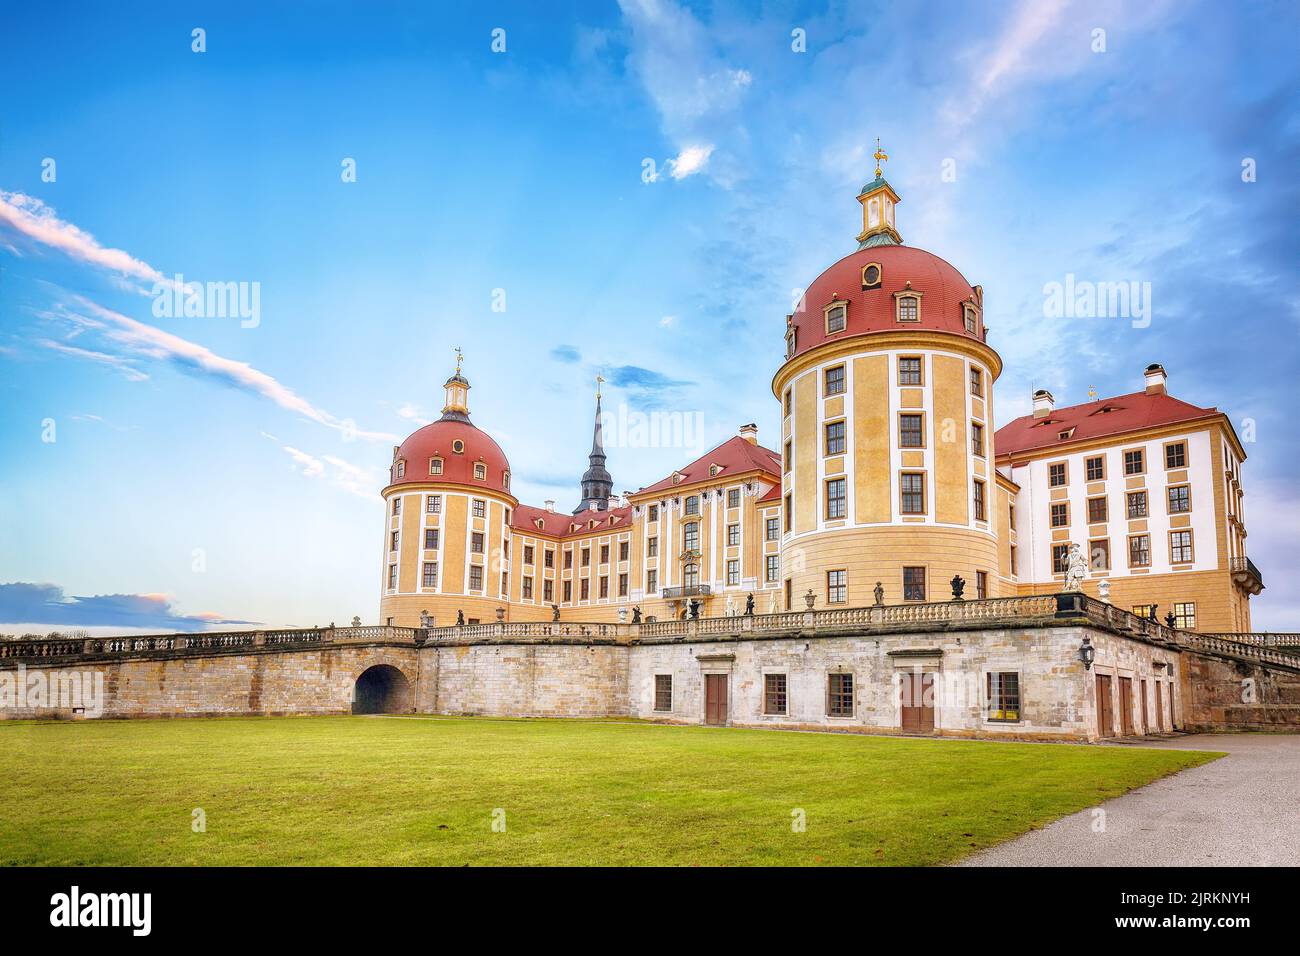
{"left": 960, "top": 734, "right": 1300, "bottom": 867}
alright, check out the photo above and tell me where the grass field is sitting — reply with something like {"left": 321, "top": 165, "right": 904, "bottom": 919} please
{"left": 0, "top": 716, "right": 1220, "bottom": 866}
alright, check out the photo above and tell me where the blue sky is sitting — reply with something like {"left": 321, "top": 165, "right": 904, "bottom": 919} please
{"left": 1, "top": 0, "right": 1296, "bottom": 632}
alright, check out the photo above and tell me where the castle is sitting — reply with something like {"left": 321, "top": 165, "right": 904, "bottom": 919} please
{"left": 3, "top": 162, "right": 1290, "bottom": 738}
{"left": 379, "top": 164, "right": 1260, "bottom": 635}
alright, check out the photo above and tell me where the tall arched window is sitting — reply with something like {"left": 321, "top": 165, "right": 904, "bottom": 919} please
{"left": 683, "top": 563, "right": 700, "bottom": 588}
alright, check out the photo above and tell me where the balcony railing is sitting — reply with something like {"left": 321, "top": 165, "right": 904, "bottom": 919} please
{"left": 660, "top": 584, "right": 712, "bottom": 600}
{"left": 1230, "top": 556, "right": 1264, "bottom": 592}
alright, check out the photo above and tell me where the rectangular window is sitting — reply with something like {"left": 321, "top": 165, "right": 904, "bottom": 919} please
{"left": 429, "top": 458, "right": 443, "bottom": 476}
{"left": 764, "top": 674, "right": 788, "bottom": 715}
{"left": 784, "top": 494, "right": 792, "bottom": 532}
{"left": 825, "top": 303, "right": 847, "bottom": 333}
{"left": 684, "top": 496, "right": 700, "bottom": 516}
{"left": 825, "top": 420, "right": 846, "bottom": 456}
{"left": 903, "top": 566, "right": 925, "bottom": 601}
{"left": 1173, "top": 601, "right": 1197, "bottom": 629}
{"left": 900, "top": 472, "right": 925, "bottom": 514}
{"left": 1166, "top": 442, "right": 1187, "bottom": 469}
{"left": 564, "top": 550, "right": 573, "bottom": 570}
{"left": 1132, "top": 604, "right": 1157, "bottom": 619}
{"left": 766, "top": 517, "right": 779, "bottom": 541}
{"left": 969, "top": 366, "right": 983, "bottom": 397}
{"left": 600, "top": 544, "right": 609, "bottom": 564}
{"left": 1087, "top": 496, "right": 1108, "bottom": 523}
{"left": 646, "top": 570, "right": 658, "bottom": 593}
{"left": 563, "top": 580, "right": 572, "bottom": 602}
{"left": 426, "top": 494, "right": 441, "bottom": 514}
{"left": 544, "top": 549, "right": 554, "bottom": 568}
{"left": 987, "top": 672, "right": 1021, "bottom": 722}
{"left": 469, "top": 499, "right": 484, "bottom": 518}
{"left": 728, "top": 523, "right": 740, "bottom": 546}
{"left": 582, "top": 547, "right": 591, "bottom": 567}
{"left": 647, "top": 536, "right": 659, "bottom": 557}
{"left": 543, "top": 579, "right": 553, "bottom": 602}
{"left": 422, "top": 562, "right": 437, "bottom": 588}
{"left": 1167, "top": 485, "right": 1191, "bottom": 514}
{"left": 898, "top": 356, "right": 922, "bottom": 385}
{"left": 1124, "top": 449, "right": 1145, "bottom": 475}
{"left": 468, "top": 566, "right": 483, "bottom": 591}
{"left": 1090, "top": 538, "right": 1110, "bottom": 571}
{"left": 826, "top": 477, "right": 847, "bottom": 519}
{"left": 1129, "top": 534, "right": 1151, "bottom": 568}
{"left": 766, "top": 554, "right": 779, "bottom": 583}
{"left": 471, "top": 532, "right": 484, "bottom": 554}
{"left": 387, "top": 564, "right": 397, "bottom": 589}
{"left": 1170, "top": 530, "right": 1194, "bottom": 563}
{"left": 424, "top": 528, "right": 440, "bottom": 550}
{"left": 728, "top": 488, "right": 741, "bottom": 509}
{"left": 1010, "top": 544, "right": 1017, "bottom": 576}
{"left": 1048, "top": 462, "right": 1067, "bottom": 487}
{"left": 1085, "top": 456, "right": 1105, "bottom": 481}
{"left": 784, "top": 389, "right": 792, "bottom": 417}
{"left": 784, "top": 440, "right": 792, "bottom": 473}
{"left": 619, "top": 541, "right": 629, "bottom": 561}
{"left": 683, "top": 522, "right": 699, "bottom": 551}
{"left": 1052, "top": 543, "right": 1070, "bottom": 574}
{"left": 824, "top": 365, "right": 845, "bottom": 396}
{"left": 654, "top": 674, "right": 673, "bottom": 712}
{"left": 899, "top": 413, "right": 924, "bottom": 448}
{"left": 599, "top": 576, "right": 609, "bottom": 599}
{"left": 827, "top": 673, "right": 854, "bottom": 717}
{"left": 976, "top": 570, "right": 988, "bottom": 600}
{"left": 727, "top": 560, "right": 740, "bottom": 586}
{"left": 1050, "top": 502, "right": 1069, "bottom": 527}
{"left": 648, "top": 504, "right": 659, "bottom": 522}
{"left": 1127, "top": 490, "right": 1148, "bottom": 519}
{"left": 522, "top": 577, "right": 534, "bottom": 599}
{"left": 972, "top": 480, "right": 986, "bottom": 521}
{"left": 971, "top": 422, "right": 984, "bottom": 457}
{"left": 524, "top": 545, "right": 535, "bottom": 565}
{"left": 618, "top": 573, "right": 629, "bottom": 597}
{"left": 827, "top": 569, "right": 847, "bottom": 604}
{"left": 390, "top": 530, "right": 400, "bottom": 552}
{"left": 392, "top": 497, "right": 401, "bottom": 516}
{"left": 897, "top": 295, "right": 919, "bottom": 323}
{"left": 580, "top": 578, "right": 590, "bottom": 600}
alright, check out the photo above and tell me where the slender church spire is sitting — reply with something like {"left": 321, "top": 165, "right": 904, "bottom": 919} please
{"left": 574, "top": 376, "right": 614, "bottom": 513}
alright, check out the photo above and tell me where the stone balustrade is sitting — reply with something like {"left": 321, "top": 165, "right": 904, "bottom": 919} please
{"left": 2, "top": 595, "right": 1295, "bottom": 672}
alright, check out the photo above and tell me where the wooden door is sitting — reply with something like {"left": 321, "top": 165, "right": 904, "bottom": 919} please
{"left": 1140, "top": 679, "right": 1149, "bottom": 734}
{"left": 1118, "top": 677, "right": 1134, "bottom": 736}
{"left": 1096, "top": 675, "right": 1114, "bottom": 737}
{"left": 704, "top": 674, "right": 728, "bottom": 726}
{"left": 1154, "top": 681, "right": 1164, "bottom": 732}
{"left": 900, "top": 672, "right": 935, "bottom": 733}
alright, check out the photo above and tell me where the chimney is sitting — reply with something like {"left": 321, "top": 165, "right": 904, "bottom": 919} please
{"left": 1144, "top": 363, "right": 1168, "bottom": 395}
{"left": 1032, "top": 389, "right": 1055, "bottom": 419}
{"left": 739, "top": 423, "right": 758, "bottom": 445}
{"left": 543, "top": 499, "right": 555, "bottom": 512}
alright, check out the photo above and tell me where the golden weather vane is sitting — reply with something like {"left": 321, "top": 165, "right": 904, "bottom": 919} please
{"left": 1088, "top": 384, "right": 1098, "bottom": 401}
{"left": 874, "top": 137, "right": 889, "bottom": 178}
{"left": 454, "top": 346, "right": 464, "bottom": 374}
{"left": 596, "top": 374, "right": 605, "bottom": 398}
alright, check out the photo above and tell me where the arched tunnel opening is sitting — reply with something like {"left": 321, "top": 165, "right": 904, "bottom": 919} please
{"left": 352, "top": 664, "right": 413, "bottom": 715}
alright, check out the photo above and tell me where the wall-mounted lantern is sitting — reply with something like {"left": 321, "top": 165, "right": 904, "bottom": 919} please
{"left": 1077, "top": 636, "right": 1096, "bottom": 670}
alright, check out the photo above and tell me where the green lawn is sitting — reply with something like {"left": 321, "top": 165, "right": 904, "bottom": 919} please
{"left": 0, "top": 716, "right": 1220, "bottom": 866}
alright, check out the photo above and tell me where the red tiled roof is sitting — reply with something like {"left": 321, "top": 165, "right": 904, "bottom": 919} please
{"left": 511, "top": 503, "right": 634, "bottom": 539}
{"left": 995, "top": 390, "right": 1220, "bottom": 458}
{"left": 757, "top": 484, "right": 783, "bottom": 503}
{"left": 635, "top": 436, "right": 782, "bottom": 497}
{"left": 388, "top": 419, "right": 511, "bottom": 491}
{"left": 788, "top": 244, "right": 982, "bottom": 360}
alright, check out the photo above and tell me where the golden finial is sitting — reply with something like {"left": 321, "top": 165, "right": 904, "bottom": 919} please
{"left": 596, "top": 374, "right": 605, "bottom": 399}
{"left": 1088, "top": 384, "right": 1098, "bottom": 401}
{"left": 873, "top": 137, "right": 889, "bottom": 178}
{"left": 454, "top": 346, "right": 463, "bottom": 374}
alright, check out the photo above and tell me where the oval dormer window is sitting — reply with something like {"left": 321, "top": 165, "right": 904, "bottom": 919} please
{"left": 862, "top": 263, "right": 881, "bottom": 289}
{"left": 452, "top": 439, "right": 465, "bottom": 454}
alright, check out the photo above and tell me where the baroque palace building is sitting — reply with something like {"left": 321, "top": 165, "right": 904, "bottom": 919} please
{"left": 378, "top": 164, "right": 1262, "bottom": 635}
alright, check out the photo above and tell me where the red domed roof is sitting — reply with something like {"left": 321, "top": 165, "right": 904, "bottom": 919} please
{"left": 789, "top": 244, "right": 983, "bottom": 360}
{"left": 388, "top": 417, "right": 512, "bottom": 493}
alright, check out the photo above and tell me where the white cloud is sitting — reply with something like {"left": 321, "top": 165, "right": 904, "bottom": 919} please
{"left": 36, "top": 338, "right": 149, "bottom": 382}
{"left": 668, "top": 144, "right": 715, "bottom": 180}
{"left": 658, "top": 314, "right": 678, "bottom": 328}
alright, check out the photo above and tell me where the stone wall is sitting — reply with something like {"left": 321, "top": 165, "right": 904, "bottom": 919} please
{"left": 1180, "top": 651, "right": 1300, "bottom": 732}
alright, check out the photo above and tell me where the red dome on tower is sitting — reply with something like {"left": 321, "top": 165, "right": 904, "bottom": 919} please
{"left": 788, "top": 244, "right": 983, "bottom": 361}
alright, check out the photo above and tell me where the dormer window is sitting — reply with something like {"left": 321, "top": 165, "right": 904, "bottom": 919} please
{"left": 452, "top": 439, "right": 465, "bottom": 455}
{"left": 502, "top": 470, "right": 510, "bottom": 490}
{"left": 473, "top": 462, "right": 487, "bottom": 480}
{"left": 785, "top": 327, "right": 797, "bottom": 359}
{"left": 1058, "top": 427, "right": 1076, "bottom": 441}
{"left": 672, "top": 472, "right": 683, "bottom": 485}
{"left": 429, "top": 457, "right": 443, "bottom": 475}
{"left": 394, "top": 460, "right": 405, "bottom": 479}
{"left": 963, "top": 302, "right": 980, "bottom": 335}
{"left": 709, "top": 463, "right": 723, "bottom": 477}
{"left": 824, "top": 301, "right": 847, "bottom": 334}
{"left": 861, "top": 262, "right": 882, "bottom": 289}
{"left": 895, "top": 290, "right": 922, "bottom": 323}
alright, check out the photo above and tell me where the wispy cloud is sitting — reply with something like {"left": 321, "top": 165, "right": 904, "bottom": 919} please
{"left": 265, "top": 434, "right": 379, "bottom": 499}
{"left": 44, "top": 295, "right": 400, "bottom": 442}
{"left": 550, "top": 344, "right": 582, "bottom": 363}
{"left": 35, "top": 338, "right": 149, "bottom": 382}
{"left": 0, "top": 581, "right": 256, "bottom": 633}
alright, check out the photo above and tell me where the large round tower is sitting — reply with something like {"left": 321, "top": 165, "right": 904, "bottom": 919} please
{"left": 379, "top": 360, "right": 517, "bottom": 627}
{"left": 771, "top": 153, "right": 1005, "bottom": 608}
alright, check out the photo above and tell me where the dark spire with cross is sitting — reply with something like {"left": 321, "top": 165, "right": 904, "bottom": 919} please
{"left": 574, "top": 375, "right": 614, "bottom": 513}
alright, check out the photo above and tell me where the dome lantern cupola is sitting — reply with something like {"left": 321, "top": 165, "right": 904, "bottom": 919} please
{"left": 441, "top": 347, "right": 471, "bottom": 422}
{"left": 856, "top": 138, "right": 902, "bottom": 249}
